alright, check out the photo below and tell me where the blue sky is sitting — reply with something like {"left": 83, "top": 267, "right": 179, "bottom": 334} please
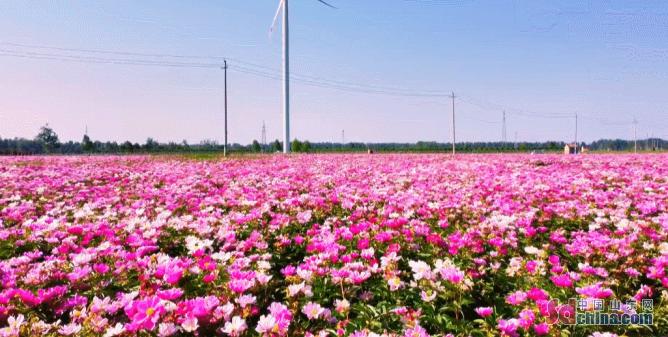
{"left": 1, "top": 0, "right": 667, "bottom": 144}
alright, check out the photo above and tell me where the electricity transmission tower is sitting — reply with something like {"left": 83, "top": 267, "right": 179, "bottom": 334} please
{"left": 261, "top": 121, "right": 267, "bottom": 152}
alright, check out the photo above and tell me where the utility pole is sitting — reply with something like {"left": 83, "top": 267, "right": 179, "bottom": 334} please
{"left": 223, "top": 60, "right": 228, "bottom": 157}
{"left": 341, "top": 129, "right": 345, "bottom": 144}
{"left": 282, "top": 0, "right": 290, "bottom": 153}
{"left": 502, "top": 111, "right": 507, "bottom": 143}
{"left": 633, "top": 118, "right": 638, "bottom": 153}
{"left": 450, "top": 92, "right": 456, "bottom": 155}
{"left": 574, "top": 113, "right": 578, "bottom": 154}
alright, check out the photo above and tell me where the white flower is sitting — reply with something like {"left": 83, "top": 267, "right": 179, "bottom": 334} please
{"left": 7, "top": 315, "right": 24, "bottom": 330}
{"left": 58, "top": 323, "right": 82, "bottom": 336}
{"left": 524, "top": 246, "right": 540, "bottom": 255}
{"left": 255, "top": 315, "right": 277, "bottom": 334}
{"left": 335, "top": 299, "right": 350, "bottom": 313}
{"left": 387, "top": 276, "right": 403, "bottom": 291}
{"left": 421, "top": 290, "right": 437, "bottom": 302}
{"left": 181, "top": 317, "right": 199, "bottom": 333}
{"left": 222, "top": 316, "right": 247, "bottom": 336}
{"left": 159, "top": 323, "right": 177, "bottom": 337}
{"left": 408, "top": 260, "right": 432, "bottom": 281}
{"left": 103, "top": 323, "right": 125, "bottom": 337}
{"left": 288, "top": 282, "right": 305, "bottom": 297}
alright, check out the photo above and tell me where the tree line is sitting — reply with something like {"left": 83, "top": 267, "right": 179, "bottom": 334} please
{"left": 0, "top": 124, "right": 665, "bottom": 155}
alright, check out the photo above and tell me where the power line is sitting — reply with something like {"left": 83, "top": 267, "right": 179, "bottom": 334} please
{"left": 0, "top": 44, "right": 452, "bottom": 98}
{"left": 0, "top": 41, "right": 652, "bottom": 137}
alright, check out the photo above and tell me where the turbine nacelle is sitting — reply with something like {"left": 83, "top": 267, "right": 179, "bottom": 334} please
{"left": 270, "top": 0, "right": 336, "bottom": 33}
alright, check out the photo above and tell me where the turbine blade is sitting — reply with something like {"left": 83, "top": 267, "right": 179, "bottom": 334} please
{"left": 269, "top": 0, "right": 284, "bottom": 35}
{"left": 315, "top": 0, "right": 337, "bottom": 8}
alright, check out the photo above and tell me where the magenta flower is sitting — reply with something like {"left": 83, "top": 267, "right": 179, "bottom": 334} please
{"left": 124, "top": 296, "right": 165, "bottom": 331}
{"left": 527, "top": 287, "right": 549, "bottom": 301}
{"left": 550, "top": 274, "right": 573, "bottom": 288}
{"left": 534, "top": 323, "right": 550, "bottom": 335}
{"left": 576, "top": 283, "right": 614, "bottom": 299}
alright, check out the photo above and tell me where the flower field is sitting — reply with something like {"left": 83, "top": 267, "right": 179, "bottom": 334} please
{"left": 1, "top": 154, "right": 667, "bottom": 337}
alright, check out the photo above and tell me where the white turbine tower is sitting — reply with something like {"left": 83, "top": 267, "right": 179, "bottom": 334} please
{"left": 271, "top": 0, "right": 336, "bottom": 153}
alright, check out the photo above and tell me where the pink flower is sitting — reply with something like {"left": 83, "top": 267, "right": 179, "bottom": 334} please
{"left": 157, "top": 288, "right": 183, "bottom": 301}
{"left": 505, "top": 291, "right": 527, "bottom": 306}
{"left": 475, "top": 307, "right": 493, "bottom": 317}
{"left": 404, "top": 324, "right": 429, "bottom": 337}
{"left": 256, "top": 302, "right": 291, "bottom": 336}
{"left": 236, "top": 294, "right": 257, "bottom": 308}
{"left": 497, "top": 318, "right": 520, "bottom": 337}
{"left": 440, "top": 267, "right": 465, "bottom": 284}
{"left": 335, "top": 299, "right": 350, "bottom": 313}
{"left": 518, "top": 309, "right": 535, "bottom": 329}
{"left": 296, "top": 210, "right": 312, "bottom": 224}
{"left": 302, "top": 302, "right": 325, "bottom": 320}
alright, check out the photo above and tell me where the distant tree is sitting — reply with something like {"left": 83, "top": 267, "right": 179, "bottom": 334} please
{"left": 291, "top": 139, "right": 303, "bottom": 153}
{"left": 82, "top": 134, "right": 94, "bottom": 153}
{"left": 120, "top": 141, "right": 134, "bottom": 153}
{"left": 272, "top": 139, "right": 282, "bottom": 152}
{"left": 60, "top": 141, "right": 80, "bottom": 154}
{"left": 144, "top": 138, "right": 158, "bottom": 151}
{"left": 251, "top": 140, "right": 262, "bottom": 153}
{"left": 35, "top": 124, "right": 60, "bottom": 153}
{"left": 302, "top": 140, "right": 311, "bottom": 153}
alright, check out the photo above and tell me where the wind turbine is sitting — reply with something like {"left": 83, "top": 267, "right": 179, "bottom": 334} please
{"left": 271, "top": 0, "right": 336, "bottom": 153}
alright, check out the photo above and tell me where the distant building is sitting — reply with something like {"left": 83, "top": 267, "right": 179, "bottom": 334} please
{"left": 564, "top": 143, "right": 587, "bottom": 154}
